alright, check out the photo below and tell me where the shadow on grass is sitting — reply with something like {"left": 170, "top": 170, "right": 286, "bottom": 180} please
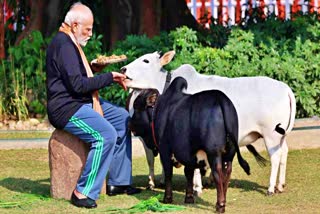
{"left": 135, "top": 174, "right": 267, "bottom": 195}
{"left": 132, "top": 174, "right": 266, "bottom": 212}
{"left": 229, "top": 178, "right": 267, "bottom": 195}
{"left": 0, "top": 177, "right": 50, "bottom": 197}
{"left": 202, "top": 177, "right": 267, "bottom": 195}
{"left": 131, "top": 175, "right": 214, "bottom": 212}
{"left": 0, "top": 174, "right": 266, "bottom": 211}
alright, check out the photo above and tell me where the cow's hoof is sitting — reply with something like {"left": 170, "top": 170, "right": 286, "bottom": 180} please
{"left": 184, "top": 195, "right": 194, "bottom": 204}
{"left": 275, "top": 184, "right": 285, "bottom": 193}
{"left": 266, "top": 191, "right": 274, "bottom": 196}
{"left": 275, "top": 188, "right": 282, "bottom": 194}
{"left": 193, "top": 187, "right": 202, "bottom": 196}
{"left": 163, "top": 197, "right": 173, "bottom": 204}
{"left": 215, "top": 203, "right": 225, "bottom": 213}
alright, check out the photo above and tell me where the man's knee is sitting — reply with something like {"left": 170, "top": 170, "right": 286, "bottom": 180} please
{"left": 101, "top": 128, "right": 118, "bottom": 145}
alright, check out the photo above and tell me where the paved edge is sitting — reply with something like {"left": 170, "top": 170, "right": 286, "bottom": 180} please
{"left": 0, "top": 118, "right": 319, "bottom": 157}
{"left": 0, "top": 137, "right": 147, "bottom": 157}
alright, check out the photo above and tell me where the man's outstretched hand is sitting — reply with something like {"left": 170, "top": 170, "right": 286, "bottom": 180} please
{"left": 112, "top": 72, "right": 127, "bottom": 91}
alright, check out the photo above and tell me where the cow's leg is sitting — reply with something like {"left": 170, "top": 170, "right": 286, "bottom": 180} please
{"left": 223, "top": 161, "right": 232, "bottom": 198}
{"left": 193, "top": 169, "right": 203, "bottom": 196}
{"left": 184, "top": 166, "right": 195, "bottom": 203}
{"left": 212, "top": 156, "right": 225, "bottom": 213}
{"left": 142, "top": 141, "right": 156, "bottom": 190}
{"left": 277, "top": 138, "right": 288, "bottom": 193}
{"left": 163, "top": 166, "right": 173, "bottom": 203}
{"left": 264, "top": 136, "right": 282, "bottom": 196}
{"left": 160, "top": 150, "right": 174, "bottom": 203}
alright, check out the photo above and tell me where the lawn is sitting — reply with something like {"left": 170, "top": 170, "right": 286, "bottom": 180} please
{"left": 0, "top": 148, "right": 319, "bottom": 214}
{"left": 0, "top": 131, "right": 52, "bottom": 140}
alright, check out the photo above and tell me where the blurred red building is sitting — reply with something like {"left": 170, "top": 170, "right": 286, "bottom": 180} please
{"left": 186, "top": 0, "right": 320, "bottom": 26}
{"left": 2, "top": 1, "right": 320, "bottom": 29}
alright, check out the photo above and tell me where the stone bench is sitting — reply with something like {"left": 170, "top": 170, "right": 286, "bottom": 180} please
{"left": 48, "top": 129, "right": 106, "bottom": 200}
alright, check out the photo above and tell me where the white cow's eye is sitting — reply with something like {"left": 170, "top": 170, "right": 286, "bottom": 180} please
{"left": 143, "top": 59, "right": 149, "bottom": 63}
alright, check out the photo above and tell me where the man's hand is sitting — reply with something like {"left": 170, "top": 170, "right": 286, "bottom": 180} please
{"left": 112, "top": 72, "right": 127, "bottom": 90}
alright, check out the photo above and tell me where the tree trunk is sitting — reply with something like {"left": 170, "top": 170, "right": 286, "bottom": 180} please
{"left": 43, "top": 0, "right": 63, "bottom": 37}
{"left": 14, "top": 0, "right": 45, "bottom": 45}
{"left": 161, "top": 0, "right": 200, "bottom": 32}
{"left": 101, "top": 0, "right": 199, "bottom": 49}
{"left": 103, "top": 0, "right": 134, "bottom": 49}
{"left": 0, "top": 0, "right": 5, "bottom": 59}
{"left": 138, "top": 0, "right": 161, "bottom": 37}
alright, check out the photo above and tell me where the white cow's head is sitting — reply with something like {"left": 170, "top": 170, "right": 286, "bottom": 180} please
{"left": 122, "top": 50, "right": 175, "bottom": 91}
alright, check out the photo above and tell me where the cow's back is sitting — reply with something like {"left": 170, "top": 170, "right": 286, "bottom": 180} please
{"left": 155, "top": 78, "right": 238, "bottom": 164}
{"left": 172, "top": 66, "right": 296, "bottom": 145}
{"left": 188, "top": 90, "right": 238, "bottom": 154}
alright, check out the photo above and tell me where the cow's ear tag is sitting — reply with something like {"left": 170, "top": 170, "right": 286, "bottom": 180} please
{"left": 160, "top": 50, "right": 176, "bottom": 66}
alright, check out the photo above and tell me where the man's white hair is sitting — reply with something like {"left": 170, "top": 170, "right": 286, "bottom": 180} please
{"left": 64, "top": 2, "right": 93, "bottom": 25}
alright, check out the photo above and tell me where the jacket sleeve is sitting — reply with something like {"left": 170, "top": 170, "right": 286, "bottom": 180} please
{"left": 58, "top": 42, "right": 113, "bottom": 95}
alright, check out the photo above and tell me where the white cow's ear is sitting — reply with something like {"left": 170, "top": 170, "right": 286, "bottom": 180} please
{"left": 160, "top": 50, "right": 176, "bottom": 66}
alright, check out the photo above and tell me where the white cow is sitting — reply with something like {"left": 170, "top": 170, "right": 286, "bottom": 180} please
{"left": 123, "top": 51, "right": 296, "bottom": 195}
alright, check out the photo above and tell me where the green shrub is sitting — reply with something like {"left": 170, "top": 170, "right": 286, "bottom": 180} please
{"left": 160, "top": 19, "right": 320, "bottom": 117}
{"left": 0, "top": 31, "right": 48, "bottom": 119}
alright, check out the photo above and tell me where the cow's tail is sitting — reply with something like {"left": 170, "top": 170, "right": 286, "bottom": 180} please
{"left": 274, "top": 88, "right": 296, "bottom": 135}
{"left": 286, "top": 89, "right": 296, "bottom": 132}
{"left": 220, "top": 93, "right": 251, "bottom": 176}
{"left": 232, "top": 137, "right": 251, "bottom": 176}
{"left": 246, "top": 144, "right": 268, "bottom": 167}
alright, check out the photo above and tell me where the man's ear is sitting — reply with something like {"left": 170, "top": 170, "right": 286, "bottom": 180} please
{"left": 160, "top": 50, "right": 176, "bottom": 66}
{"left": 71, "top": 22, "right": 78, "bottom": 33}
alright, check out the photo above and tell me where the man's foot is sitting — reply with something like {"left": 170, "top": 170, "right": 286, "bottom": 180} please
{"left": 71, "top": 191, "right": 97, "bottom": 208}
{"left": 107, "top": 185, "right": 142, "bottom": 196}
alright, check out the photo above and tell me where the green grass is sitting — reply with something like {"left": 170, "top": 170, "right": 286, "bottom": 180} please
{"left": 0, "top": 131, "right": 52, "bottom": 140}
{"left": 0, "top": 148, "right": 319, "bottom": 213}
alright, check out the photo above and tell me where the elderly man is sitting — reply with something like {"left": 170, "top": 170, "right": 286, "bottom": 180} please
{"left": 46, "top": 2, "right": 140, "bottom": 209}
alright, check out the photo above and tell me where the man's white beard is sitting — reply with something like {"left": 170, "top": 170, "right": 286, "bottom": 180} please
{"left": 78, "top": 39, "right": 88, "bottom": 47}
{"left": 76, "top": 34, "right": 89, "bottom": 47}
